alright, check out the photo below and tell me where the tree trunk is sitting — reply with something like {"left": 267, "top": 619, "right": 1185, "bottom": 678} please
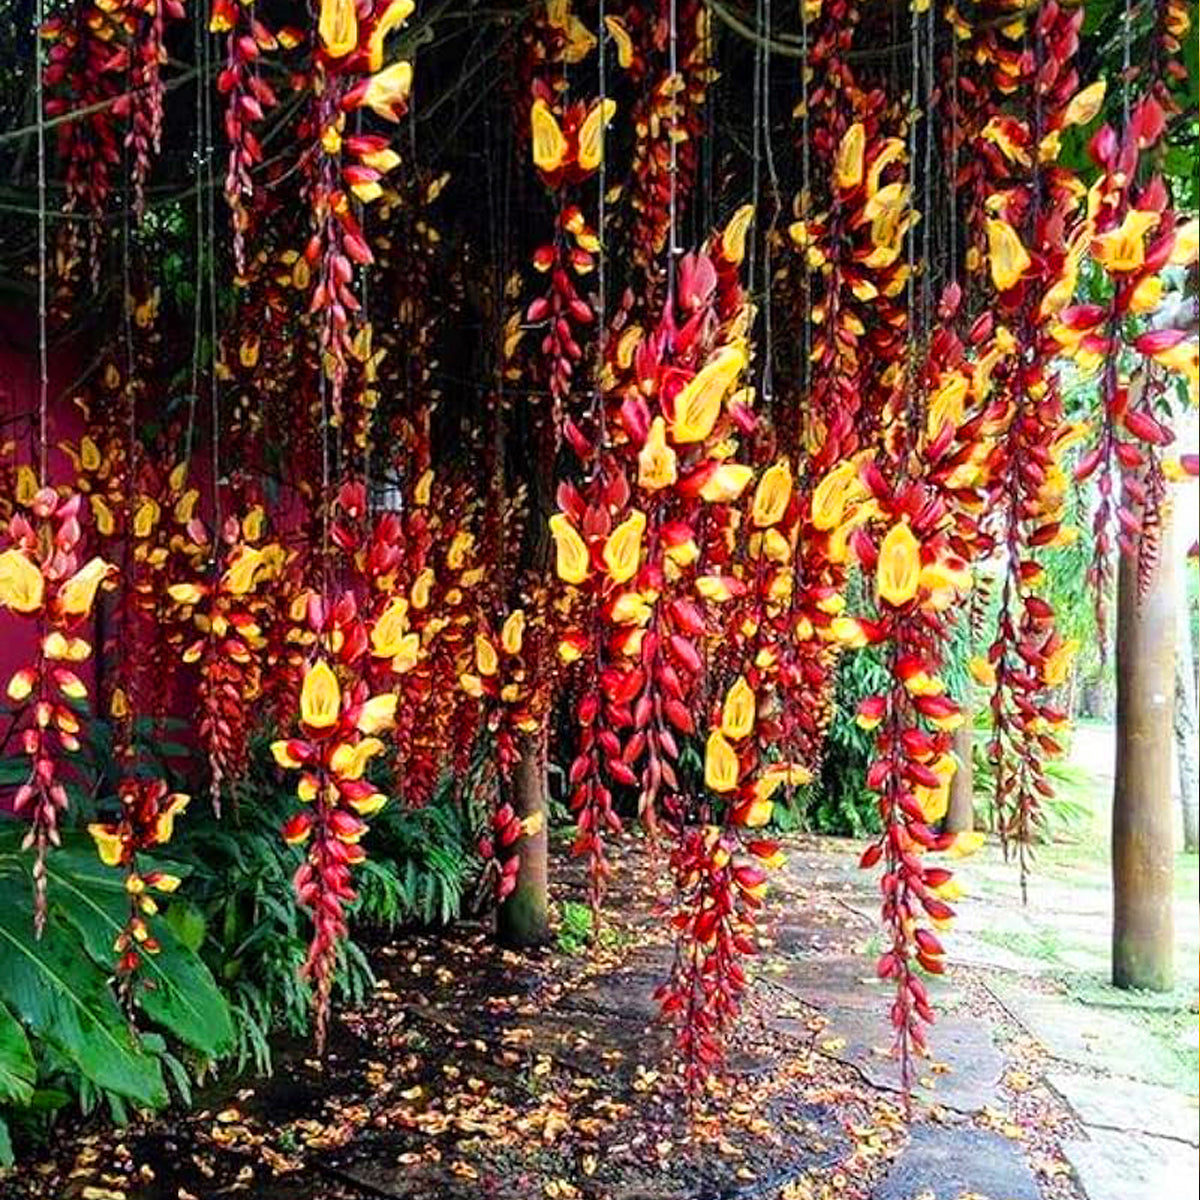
{"left": 1112, "top": 497, "right": 1176, "bottom": 992}
{"left": 945, "top": 716, "right": 974, "bottom": 834}
{"left": 497, "top": 730, "right": 550, "bottom": 948}
{"left": 1175, "top": 550, "right": 1199, "bottom": 853}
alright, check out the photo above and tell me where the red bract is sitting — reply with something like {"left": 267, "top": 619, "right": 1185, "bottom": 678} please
{"left": 1, "top": 486, "right": 115, "bottom": 934}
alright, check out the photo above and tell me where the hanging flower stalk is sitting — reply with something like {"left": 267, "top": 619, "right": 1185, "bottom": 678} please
{"left": 168, "top": 512, "right": 279, "bottom": 814}
{"left": 1059, "top": 96, "right": 1197, "bottom": 622}
{"left": 609, "top": 0, "right": 712, "bottom": 299}
{"left": 41, "top": 0, "right": 126, "bottom": 289}
{"left": 212, "top": 0, "right": 294, "bottom": 271}
{"left": 516, "top": 2, "right": 613, "bottom": 414}
{"left": 788, "top": 0, "right": 913, "bottom": 469}
{"left": 1, "top": 486, "right": 114, "bottom": 934}
{"left": 87, "top": 779, "right": 188, "bottom": 977}
{"left": 852, "top": 470, "right": 977, "bottom": 1091}
{"left": 272, "top": 657, "right": 397, "bottom": 1049}
{"left": 306, "top": 0, "right": 416, "bottom": 422}
{"left": 550, "top": 217, "right": 758, "bottom": 907}
{"left": 117, "top": 0, "right": 186, "bottom": 217}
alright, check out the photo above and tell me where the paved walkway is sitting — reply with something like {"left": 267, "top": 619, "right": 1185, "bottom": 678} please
{"left": 3, "top": 834, "right": 1197, "bottom": 1200}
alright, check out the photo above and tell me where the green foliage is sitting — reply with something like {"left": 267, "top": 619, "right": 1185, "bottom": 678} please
{"left": 804, "top": 647, "right": 890, "bottom": 837}
{"left": 364, "top": 785, "right": 479, "bottom": 929}
{"left": 556, "top": 901, "right": 595, "bottom": 955}
{"left": 971, "top": 749, "right": 1095, "bottom": 841}
{"left": 0, "top": 827, "right": 232, "bottom": 1159}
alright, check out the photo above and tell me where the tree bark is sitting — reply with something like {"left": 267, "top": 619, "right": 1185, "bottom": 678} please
{"left": 1175, "top": 551, "right": 1199, "bottom": 853}
{"left": 945, "top": 716, "right": 974, "bottom": 834}
{"left": 1112, "top": 496, "right": 1176, "bottom": 992}
{"left": 497, "top": 730, "right": 550, "bottom": 948}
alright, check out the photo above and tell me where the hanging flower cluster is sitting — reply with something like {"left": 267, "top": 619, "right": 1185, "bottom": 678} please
{"left": 88, "top": 779, "right": 189, "bottom": 975}
{"left": 1, "top": 487, "right": 114, "bottom": 933}
{"left": 168, "top": 513, "right": 279, "bottom": 814}
{"left": 272, "top": 658, "right": 397, "bottom": 1049}
{"left": 211, "top": 0, "right": 297, "bottom": 271}
{"left": 41, "top": 0, "right": 127, "bottom": 290}
{"left": 306, "top": 0, "right": 417, "bottom": 418}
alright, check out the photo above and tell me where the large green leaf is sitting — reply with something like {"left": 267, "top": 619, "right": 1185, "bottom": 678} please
{"left": 0, "top": 999, "right": 35, "bottom": 1106}
{"left": 0, "top": 879, "right": 166, "bottom": 1108}
{"left": 39, "top": 847, "right": 234, "bottom": 1059}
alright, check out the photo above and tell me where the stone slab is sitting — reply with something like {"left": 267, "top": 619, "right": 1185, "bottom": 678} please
{"left": 986, "top": 981, "right": 1185, "bottom": 1086}
{"left": 1062, "top": 1128, "right": 1200, "bottom": 1200}
{"left": 1047, "top": 1072, "right": 1199, "bottom": 1146}
{"left": 871, "top": 1124, "right": 1040, "bottom": 1200}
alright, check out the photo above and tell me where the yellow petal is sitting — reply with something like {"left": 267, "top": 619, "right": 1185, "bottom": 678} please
{"left": 357, "top": 693, "right": 398, "bottom": 734}
{"left": 835, "top": 122, "right": 865, "bottom": 190}
{"left": 698, "top": 464, "right": 753, "bottom": 503}
{"left": 577, "top": 98, "right": 616, "bottom": 173}
{"left": 876, "top": 523, "right": 922, "bottom": 607}
{"left": 57, "top": 556, "right": 112, "bottom": 617}
{"left": 1062, "top": 80, "right": 1106, "bottom": 127}
{"left": 300, "top": 660, "right": 341, "bottom": 730}
{"left": 391, "top": 632, "right": 421, "bottom": 674}
{"left": 371, "top": 597, "right": 410, "bottom": 657}
{"left": 602, "top": 511, "right": 646, "bottom": 585}
{"left": 88, "top": 823, "right": 125, "bottom": 867}
{"left": 986, "top": 217, "right": 1031, "bottom": 292}
{"left": 0, "top": 549, "right": 45, "bottom": 614}
{"left": 318, "top": 0, "right": 358, "bottom": 57}
{"left": 751, "top": 459, "right": 793, "bottom": 527}
{"left": 531, "top": 99, "right": 567, "bottom": 173}
{"left": 673, "top": 346, "right": 745, "bottom": 444}
{"left": 720, "top": 676, "right": 756, "bottom": 740}
{"left": 499, "top": 609, "right": 525, "bottom": 656}
{"left": 549, "top": 513, "right": 590, "bottom": 584}
{"left": 704, "top": 730, "right": 740, "bottom": 793}
{"left": 637, "top": 417, "right": 677, "bottom": 490}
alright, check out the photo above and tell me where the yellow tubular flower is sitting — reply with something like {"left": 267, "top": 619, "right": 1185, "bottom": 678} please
{"left": 751, "top": 459, "right": 793, "bottom": 527}
{"left": 719, "top": 204, "right": 756, "bottom": 265}
{"left": 811, "top": 461, "right": 859, "bottom": 532}
{"left": 222, "top": 547, "right": 266, "bottom": 595}
{"left": 704, "top": 730, "right": 740, "bottom": 793}
{"left": 721, "top": 677, "right": 756, "bottom": 740}
{"left": 672, "top": 346, "right": 746, "bottom": 443}
{"left": 637, "top": 417, "right": 677, "bottom": 490}
{"left": 876, "top": 523, "right": 922, "bottom": 607}
{"left": 501, "top": 609, "right": 525, "bottom": 655}
{"left": 88, "top": 824, "right": 125, "bottom": 867}
{"left": 1062, "top": 80, "right": 1106, "bottom": 126}
{"left": 57, "top": 557, "right": 112, "bottom": 617}
{"left": 371, "top": 597, "right": 410, "bottom": 657}
{"left": 602, "top": 511, "right": 646, "bottom": 585}
{"left": 360, "top": 61, "right": 413, "bottom": 122}
{"left": 698, "top": 464, "right": 754, "bottom": 503}
{"left": 577, "top": 98, "right": 617, "bottom": 172}
{"left": 531, "top": 99, "right": 567, "bottom": 172}
{"left": 986, "top": 217, "right": 1031, "bottom": 291}
{"left": 367, "top": 0, "right": 415, "bottom": 72}
{"left": 0, "top": 549, "right": 45, "bottom": 613}
{"left": 475, "top": 633, "right": 499, "bottom": 677}
{"left": 835, "top": 122, "right": 865, "bottom": 190}
{"left": 318, "top": 0, "right": 358, "bottom": 57}
{"left": 391, "top": 631, "right": 421, "bottom": 674}
{"left": 549, "top": 513, "right": 590, "bottom": 584}
{"left": 301, "top": 660, "right": 341, "bottom": 730}
{"left": 357, "top": 693, "right": 398, "bottom": 734}
{"left": 1092, "top": 209, "right": 1159, "bottom": 273}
